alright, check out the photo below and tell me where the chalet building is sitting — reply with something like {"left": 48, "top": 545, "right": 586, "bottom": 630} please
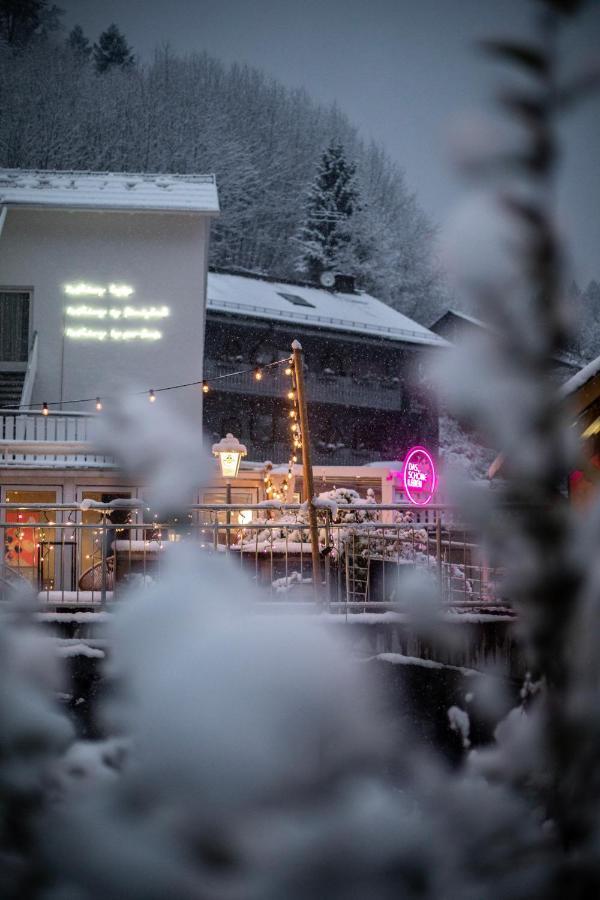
{"left": 204, "top": 270, "right": 446, "bottom": 466}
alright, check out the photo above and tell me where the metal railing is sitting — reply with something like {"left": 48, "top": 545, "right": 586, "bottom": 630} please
{"left": 204, "top": 359, "right": 405, "bottom": 410}
{"left": 0, "top": 409, "right": 116, "bottom": 467}
{"left": 0, "top": 502, "right": 508, "bottom": 612}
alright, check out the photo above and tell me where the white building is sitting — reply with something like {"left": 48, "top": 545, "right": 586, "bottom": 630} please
{"left": 0, "top": 169, "right": 219, "bottom": 587}
{"left": 0, "top": 168, "right": 219, "bottom": 415}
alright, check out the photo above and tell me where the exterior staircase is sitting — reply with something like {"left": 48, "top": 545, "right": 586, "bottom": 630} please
{"left": 0, "top": 371, "right": 25, "bottom": 409}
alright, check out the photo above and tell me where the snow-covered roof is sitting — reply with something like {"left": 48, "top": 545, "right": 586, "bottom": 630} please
{"left": 207, "top": 273, "right": 447, "bottom": 346}
{"left": 560, "top": 353, "right": 600, "bottom": 398}
{"left": 0, "top": 168, "right": 219, "bottom": 214}
{"left": 432, "top": 308, "right": 490, "bottom": 331}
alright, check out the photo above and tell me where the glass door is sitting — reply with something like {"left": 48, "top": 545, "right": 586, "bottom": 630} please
{"left": 2, "top": 488, "right": 60, "bottom": 589}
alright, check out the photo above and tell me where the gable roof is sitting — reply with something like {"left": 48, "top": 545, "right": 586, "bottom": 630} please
{"left": 206, "top": 272, "right": 447, "bottom": 346}
{"left": 430, "top": 308, "right": 490, "bottom": 332}
{"left": 0, "top": 169, "right": 219, "bottom": 214}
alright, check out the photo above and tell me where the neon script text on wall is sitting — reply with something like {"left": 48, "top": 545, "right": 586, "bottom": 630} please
{"left": 65, "top": 326, "right": 162, "bottom": 341}
{"left": 63, "top": 283, "right": 168, "bottom": 341}
{"left": 65, "top": 305, "right": 169, "bottom": 321}
{"left": 402, "top": 446, "right": 436, "bottom": 506}
{"left": 64, "top": 282, "right": 134, "bottom": 298}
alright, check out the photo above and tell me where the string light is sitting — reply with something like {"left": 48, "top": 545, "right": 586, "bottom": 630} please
{"left": 21, "top": 356, "right": 291, "bottom": 411}
{"left": 95, "top": 398, "right": 103, "bottom": 411}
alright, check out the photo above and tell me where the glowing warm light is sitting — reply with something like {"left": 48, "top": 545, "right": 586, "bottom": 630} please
{"left": 238, "top": 509, "right": 252, "bottom": 525}
{"left": 95, "top": 398, "right": 103, "bottom": 411}
{"left": 65, "top": 305, "right": 168, "bottom": 320}
{"left": 202, "top": 382, "right": 209, "bottom": 394}
{"left": 66, "top": 305, "right": 108, "bottom": 318}
{"left": 149, "top": 389, "right": 156, "bottom": 403}
{"left": 212, "top": 433, "right": 247, "bottom": 480}
{"left": 110, "top": 328, "right": 162, "bottom": 341}
{"left": 65, "top": 326, "right": 162, "bottom": 341}
{"left": 108, "top": 283, "right": 134, "bottom": 298}
{"left": 119, "top": 306, "right": 169, "bottom": 320}
{"left": 64, "top": 282, "right": 106, "bottom": 297}
{"left": 42, "top": 402, "right": 49, "bottom": 416}
{"left": 65, "top": 326, "right": 107, "bottom": 340}
{"left": 401, "top": 446, "right": 437, "bottom": 506}
{"left": 285, "top": 367, "right": 292, "bottom": 376}
{"left": 254, "top": 369, "right": 263, "bottom": 381}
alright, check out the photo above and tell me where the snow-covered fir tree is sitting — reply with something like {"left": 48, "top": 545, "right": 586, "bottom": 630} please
{"left": 295, "top": 141, "right": 359, "bottom": 283}
{"left": 66, "top": 25, "right": 91, "bottom": 62}
{"left": 93, "top": 24, "right": 134, "bottom": 74}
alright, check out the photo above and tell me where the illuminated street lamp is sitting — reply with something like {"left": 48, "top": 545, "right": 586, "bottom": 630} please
{"left": 212, "top": 433, "right": 247, "bottom": 548}
{"left": 212, "top": 433, "right": 247, "bottom": 480}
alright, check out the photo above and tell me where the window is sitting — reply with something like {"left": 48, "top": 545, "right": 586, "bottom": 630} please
{"left": 0, "top": 291, "right": 30, "bottom": 362}
{"left": 277, "top": 292, "right": 315, "bottom": 309}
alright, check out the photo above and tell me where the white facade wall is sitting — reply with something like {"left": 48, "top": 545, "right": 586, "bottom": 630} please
{"left": 0, "top": 208, "right": 210, "bottom": 422}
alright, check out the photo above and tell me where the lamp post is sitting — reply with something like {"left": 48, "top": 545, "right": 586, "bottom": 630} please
{"left": 212, "top": 433, "right": 247, "bottom": 549}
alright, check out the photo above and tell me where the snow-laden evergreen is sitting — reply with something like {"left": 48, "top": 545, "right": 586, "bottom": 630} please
{"left": 295, "top": 141, "right": 359, "bottom": 282}
{"left": 0, "top": 41, "right": 447, "bottom": 323}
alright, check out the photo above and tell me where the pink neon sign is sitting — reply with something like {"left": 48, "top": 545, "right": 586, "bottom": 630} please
{"left": 402, "top": 446, "right": 436, "bottom": 506}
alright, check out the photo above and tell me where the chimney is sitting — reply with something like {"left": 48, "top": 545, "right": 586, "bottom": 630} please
{"left": 334, "top": 274, "right": 356, "bottom": 293}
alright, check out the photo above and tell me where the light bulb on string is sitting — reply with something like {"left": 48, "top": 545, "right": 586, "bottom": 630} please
{"left": 149, "top": 389, "right": 156, "bottom": 403}
{"left": 42, "top": 402, "right": 49, "bottom": 416}
{"left": 95, "top": 398, "right": 103, "bottom": 411}
{"left": 254, "top": 369, "right": 263, "bottom": 381}
{"left": 285, "top": 367, "right": 292, "bottom": 376}
{"left": 202, "top": 381, "right": 209, "bottom": 394}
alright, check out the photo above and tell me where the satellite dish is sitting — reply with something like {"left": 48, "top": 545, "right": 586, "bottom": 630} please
{"left": 320, "top": 271, "right": 335, "bottom": 288}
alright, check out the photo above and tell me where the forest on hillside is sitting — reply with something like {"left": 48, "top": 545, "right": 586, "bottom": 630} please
{"left": 0, "top": 6, "right": 597, "bottom": 352}
{"left": 0, "top": 9, "right": 447, "bottom": 324}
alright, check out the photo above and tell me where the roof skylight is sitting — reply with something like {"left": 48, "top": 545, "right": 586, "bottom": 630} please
{"left": 277, "top": 292, "right": 316, "bottom": 309}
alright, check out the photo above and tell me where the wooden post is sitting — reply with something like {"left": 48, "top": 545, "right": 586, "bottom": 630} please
{"left": 292, "top": 340, "right": 321, "bottom": 602}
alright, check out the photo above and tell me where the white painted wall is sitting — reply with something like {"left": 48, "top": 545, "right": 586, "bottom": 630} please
{"left": 0, "top": 208, "right": 210, "bottom": 423}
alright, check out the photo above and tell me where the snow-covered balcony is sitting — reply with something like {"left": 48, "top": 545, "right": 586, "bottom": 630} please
{"left": 0, "top": 409, "right": 114, "bottom": 468}
{"left": 204, "top": 359, "right": 405, "bottom": 411}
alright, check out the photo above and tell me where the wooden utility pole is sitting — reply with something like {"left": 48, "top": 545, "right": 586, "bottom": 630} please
{"left": 291, "top": 340, "right": 321, "bottom": 602}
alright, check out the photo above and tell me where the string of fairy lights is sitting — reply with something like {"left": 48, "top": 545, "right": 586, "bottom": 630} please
{"left": 263, "top": 360, "right": 302, "bottom": 501}
{"left": 24, "top": 355, "right": 303, "bottom": 496}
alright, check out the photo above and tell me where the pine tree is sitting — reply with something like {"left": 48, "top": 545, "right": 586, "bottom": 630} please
{"left": 67, "top": 25, "right": 91, "bottom": 61}
{"left": 93, "top": 24, "right": 134, "bottom": 74}
{"left": 0, "top": 0, "right": 62, "bottom": 48}
{"left": 295, "top": 141, "right": 358, "bottom": 283}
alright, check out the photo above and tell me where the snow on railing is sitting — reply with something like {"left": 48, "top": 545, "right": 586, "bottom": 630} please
{"left": 0, "top": 502, "right": 509, "bottom": 613}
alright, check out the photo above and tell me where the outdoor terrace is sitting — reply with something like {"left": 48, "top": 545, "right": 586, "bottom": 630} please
{"left": 1, "top": 500, "right": 509, "bottom": 614}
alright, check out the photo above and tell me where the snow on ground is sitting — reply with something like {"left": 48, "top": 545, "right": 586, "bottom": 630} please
{"left": 438, "top": 414, "right": 496, "bottom": 480}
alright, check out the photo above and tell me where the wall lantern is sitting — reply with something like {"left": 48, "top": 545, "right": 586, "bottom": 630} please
{"left": 212, "top": 433, "right": 247, "bottom": 480}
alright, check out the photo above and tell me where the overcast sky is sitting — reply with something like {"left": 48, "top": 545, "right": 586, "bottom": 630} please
{"left": 60, "top": 0, "right": 599, "bottom": 284}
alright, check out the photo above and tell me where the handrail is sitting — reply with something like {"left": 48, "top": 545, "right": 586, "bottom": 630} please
{"left": 1, "top": 407, "right": 94, "bottom": 418}
{"left": 19, "top": 331, "right": 39, "bottom": 410}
